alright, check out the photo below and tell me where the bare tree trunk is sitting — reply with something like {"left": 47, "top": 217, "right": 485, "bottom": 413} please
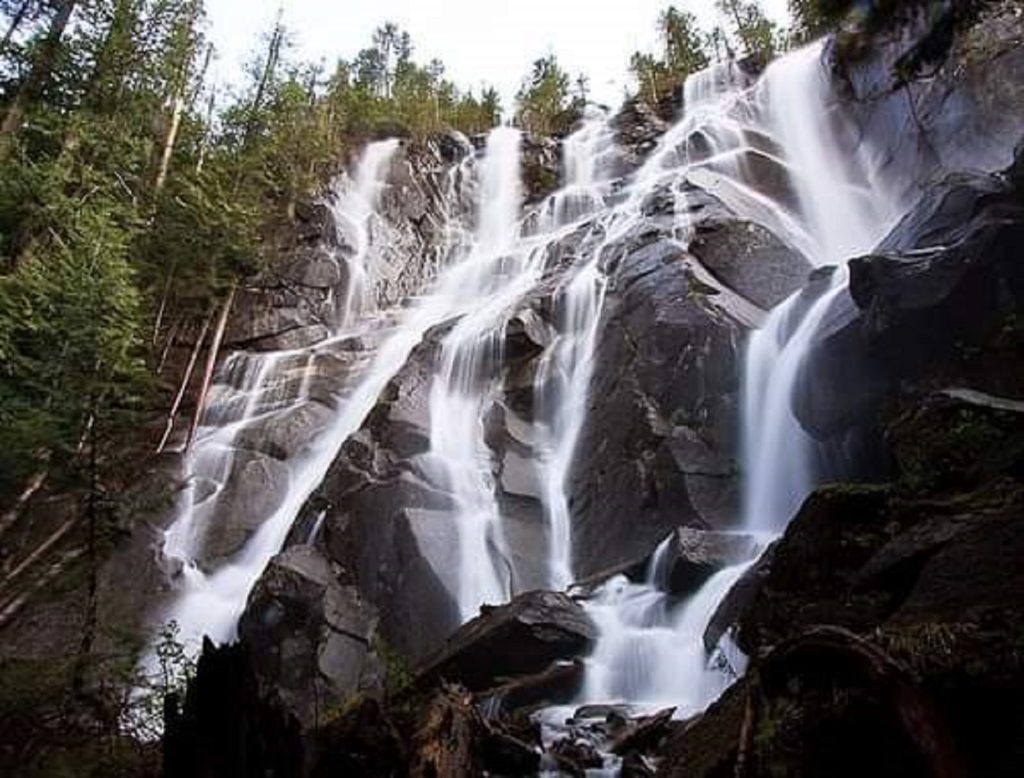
{"left": 0, "top": 462, "right": 49, "bottom": 541}
{"left": 0, "top": 548, "right": 84, "bottom": 629}
{"left": 152, "top": 264, "right": 177, "bottom": 346}
{"left": 154, "top": 97, "right": 184, "bottom": 193}
{"left": 157, "top": 311, "right": 212, "bottom": 453}
{"left": 242, "top": 12, "right": 284, "bottom": 147}
{"left": 0, "top": 0, "right": 77, "bottom": 151}
{"left": 153, "top": 0, "right": 202, "bottom": 195}
{"left": 0, "top": 512, "right": 79, "bottom": 592}
{"left": 157, "top": 316, "right": 183, "bottom": 375}
{"left": 195, "top": 85, "right": 216, "bottom": 174}
{"left": 186, "top": 285, "right": 235, "bottom": 451}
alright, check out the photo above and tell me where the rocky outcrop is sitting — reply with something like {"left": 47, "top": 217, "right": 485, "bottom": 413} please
{"left": 305, "top": 329, "right": 464, "bottom": 663}
{"left": 227, "top": 137, "right": 472, "bottom": 352}
{"left": 238, "top": 546, "right": 382, "bottom": 730}
{"left": 793, "top": 151, "right": 1024, "bottom": 464}
{"left": 415, "top": 590, "right": 597, "bottom": 693}
{"left": 653, "top": 527, "right": 758, "bottom": 598}
{"left": 674, "top": 384, "right": 1024, "bottom": 777}
{"left": 568, "top": 183, "right": 808, "bottom": 578}
{"left": 832, "top": 1, "right": 1024, "bottom": 205}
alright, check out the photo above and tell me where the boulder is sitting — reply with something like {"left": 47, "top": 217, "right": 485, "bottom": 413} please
{"left": 567, "top": 229, "right": 763, "bottom": 578}
{"left": 652, "top": 527, "right": 758, "bottom": 597}
{"left": 190, "top": 450, "right": 290, "bottom": 567}
{"left": 415, "top": 590, "right": 597, "bottom": 693}
{"left": 238, "top": 546, "right": 381, "bottom": 729}
{"left": 794, "top": 157, "right": 1024, "bottom": 452}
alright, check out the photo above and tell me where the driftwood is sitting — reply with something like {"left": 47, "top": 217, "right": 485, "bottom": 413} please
{"left": 746, "top": 625, "right": 967, "bottom": 778}
{"left": 186, "top": 285, "right": 235, "bottom": 451}
{"left": 409, "top": 684, "right": 540, "bottom": 778}
{"left": 474, "top": 659, "right": 585, "bottom": 718}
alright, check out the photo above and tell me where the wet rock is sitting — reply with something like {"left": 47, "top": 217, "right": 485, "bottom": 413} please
{"left": 614, "top": 96, "right": 670, "bottom": 167}
{"left": 610, "top": 707, "right": 676, "bottom": 756}
{"left": 235, "top": 401, "right": 333, "bottom": 461}
{"left": 654, "top": 527, "right": 758, "bottom": 597}
{"left": 794, "top": 161, "right": 1024, "bottom": 455}
{"left": 280, "top": 245, "right": 343, "bottom": 288}
{"left": 568, "top": 234, "right": 762, "bottom": 578}
{"left": 415, "top": 590, "right": 597, "bottom": 692}
{"left": 687, "top": 190, "right": 811, "bottom": 310}
{"left": 238, "top": 546, "right": 381, "bottom": 729}
{"left": 833, "top": 4, "right": 1024, "bottom": 206}
{"left": 521, "top": 134, "right": 562, "bottom": 203}
{"left": 191, "top": 450, "right": 290, "bottom": 566}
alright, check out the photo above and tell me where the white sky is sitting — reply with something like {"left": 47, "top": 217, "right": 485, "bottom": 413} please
{"left": 204, "top": 0, "right": 791, "bottom": 111}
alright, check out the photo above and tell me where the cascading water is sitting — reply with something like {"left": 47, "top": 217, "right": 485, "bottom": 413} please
{"left": 566, "top": 41, "right": 902, "bottom": 728}
{"left": 152, "top": 39, "right": 908, "bottom": 755}
{"left": 742, "top": 41, "right": 898, "bottom": 532}
{"left": 331, "top": 138, "right": 401, "bottom": 326}
{"left": 157, "top": 139, "right": 422, "bottom": 652}
{"left": 426, "top": 128, "right": 525, "bottom": 620}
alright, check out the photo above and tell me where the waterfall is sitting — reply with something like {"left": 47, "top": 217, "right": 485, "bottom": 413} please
{"left": 427, "top": 128, "right": 525, "bottom": 620}
{"left": 533, "top": 111, "right": 618, "bottom": 590}
{"left": 331, "top": 138, "right": 401, "bottom": 325}
{"left": 742, "top": 42, "right": 898, "bottom": 532}
{"left": 157, "top": 139, "right": 447, "bottom": 652}
{"left": 571, "top": 41, "right": 902, "bottom": 719}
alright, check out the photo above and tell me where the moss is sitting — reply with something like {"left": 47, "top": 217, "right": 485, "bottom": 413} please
{"left": 892, "top": 405, "right": 1009, "bottom": 493}
{"left": 372, "top": 634, "right": 413, "bottom": 697}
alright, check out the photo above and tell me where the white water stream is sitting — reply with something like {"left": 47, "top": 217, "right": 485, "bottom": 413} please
{"left": 151, "top": 40, "right": 911, "bottom": 767}
{"left": 568, "top": 41, "right": 902, "bottom": 731}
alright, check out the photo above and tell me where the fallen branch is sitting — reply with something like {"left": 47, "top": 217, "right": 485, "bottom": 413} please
{"left": 186, "top": 285, "right": 236, "bottom": 451}
{"left": 157, "top": 310, "right": 213, "bottom": 453}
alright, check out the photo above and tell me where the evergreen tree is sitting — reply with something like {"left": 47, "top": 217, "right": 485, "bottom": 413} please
{"left": 716, "top": 0, "right": 784, "bottom": 63}
{"left": 515, "top": 54, "right": 581, "bottom": 136}
{"left": 629, "top": 5, "right": 711, "bottom": 110}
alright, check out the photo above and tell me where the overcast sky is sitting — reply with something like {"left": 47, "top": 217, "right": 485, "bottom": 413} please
{"left": 204, "top": 0, "right": 791, "bottom": 111}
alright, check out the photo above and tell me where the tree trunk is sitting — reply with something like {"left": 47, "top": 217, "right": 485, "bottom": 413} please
{"left": 0, "top": 0, "right": 77, "bottom": 151}
{"left": 157, "top": 310, "right": 212, "bottom": 453}
{"left": 242, "top": 14, "right": 284, "bottom": 147}
{"left": 154, "top": 95, "right": 184, "bottom": 193}
{"left": 186, "top": 285, "right": 235, "bottom": 451}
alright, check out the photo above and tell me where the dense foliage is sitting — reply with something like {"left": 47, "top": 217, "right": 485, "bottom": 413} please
{"left": 0, "top": 2, "right": 501, "bottom": 499}
{"left": 627, "top": 1, "right": 785, "bottom": 111}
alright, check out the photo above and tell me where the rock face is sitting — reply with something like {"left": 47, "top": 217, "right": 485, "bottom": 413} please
{"left": 415, "top": 590, "right": 597, "bottom": 693}
{"left": 792, "top": 151, "right": 1024, "bottom": 468}
{"left": 226, "top": 137, "right": 472, "bottom": 353}
{"left": 654, "top": 527, "right": 758, "bottom": 598}
{"left": 310, "top": 330, "right": 464, "bottom": 663}
{"left": 832, "top": 1, "right": 1024, "bottom": 205}
{"left": 238, "top": 546, "right": 382, "bottom": 730}
{"left": 568, "top": 183, "right": 808, "bottom": 578}
{"left": 674, "top": 390, "right": 1024, "bottom": 778}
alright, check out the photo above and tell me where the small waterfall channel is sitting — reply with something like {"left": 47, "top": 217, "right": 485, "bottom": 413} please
{"left": 547, "top": 41, "right": 903, "bottom": 765}
{"left": 158, "top": 140, "right": 406, "bottom": 651}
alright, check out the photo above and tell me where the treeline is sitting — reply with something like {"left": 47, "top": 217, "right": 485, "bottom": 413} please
{"left": 0, "top": 2, "right": 502, "bottom": 499}
{"left": 627, "top": 0, "right": 865, "bottom": 112}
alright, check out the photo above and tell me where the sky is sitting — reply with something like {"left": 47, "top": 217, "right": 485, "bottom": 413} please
{"left": 204, "top": 0, "right": 791, "bottom": 111}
